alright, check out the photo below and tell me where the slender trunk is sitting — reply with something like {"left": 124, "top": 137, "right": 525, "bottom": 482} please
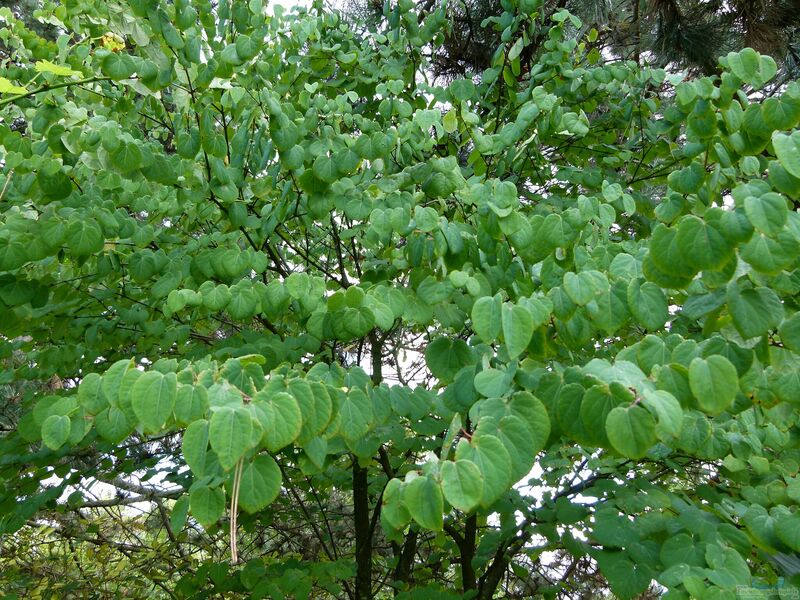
{"left": 632, "top": 0, "right": 641, "bottom": 65}
{"left": 477, "top": 546, "right": 510, "bottom": 600}
{"left": 353, "top": 459, "right": 371, "bottom": 600}
{"left": 462, "top": 514, "right": 477, "bottom": 592}
{"left": 393, "top": 529, "right": 418, "bottom": 593}
{"left": 354, "top": 332, "right": 384, "bottom": 599}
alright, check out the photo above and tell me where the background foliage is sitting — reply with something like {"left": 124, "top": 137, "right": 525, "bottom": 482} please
{"left": 1, "top": 0, "right": 800, "bottom": 598}
{"left": 343, "top": 0, "right": 800, "bottom": 81}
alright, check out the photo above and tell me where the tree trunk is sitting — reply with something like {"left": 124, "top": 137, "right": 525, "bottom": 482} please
{"left": 353, "top": 459, "right": 372, "bottom": 600}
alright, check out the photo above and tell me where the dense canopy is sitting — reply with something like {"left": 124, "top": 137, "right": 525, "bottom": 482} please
{"left": 2, "top": 0, "right": 800, "bottom": 598}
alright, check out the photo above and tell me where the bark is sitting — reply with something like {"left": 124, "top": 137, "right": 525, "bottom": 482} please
{"left": 353, "top": 459, "right": 372, "bottom": 600}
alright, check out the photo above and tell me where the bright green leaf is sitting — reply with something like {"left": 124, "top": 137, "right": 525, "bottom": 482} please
{"left": 501, "top": 302, "right": 533, "bottom": 359}
{"left": 41, "top": 414, "right": 71, "bottom": 450}
{"left": 606, "top": 405, "right": 656, "bottom": 459}
{"left": 403, "top": 475, "right": 443, "bottom": 531}
{"left": 440, "top": 460, "right": 483, "bottom": 513}
{"left": 209, "top": 407, "right": 253, "bottom": 470}
{"left": 237, "top": 454, "right": 281, "bottom": 513}
{"left": 688, "top": 355, "right": 739, "bottom": 415}
{"left": 131, "top": 371, "right": 177, "bottom": 432}
{"left": 189, "top": 485, "right": 225, "bottom": 527}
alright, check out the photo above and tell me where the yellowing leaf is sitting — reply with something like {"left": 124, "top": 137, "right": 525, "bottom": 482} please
{"left": 34, "top": 60, "right": 81, "bottom": 77}
{"left": 0, "top": 77, "right": 27, "bottom": 95}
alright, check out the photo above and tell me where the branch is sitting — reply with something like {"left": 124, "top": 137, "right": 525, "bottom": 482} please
{"left": 0, "top": 76, "right": 113, "bottom": 108}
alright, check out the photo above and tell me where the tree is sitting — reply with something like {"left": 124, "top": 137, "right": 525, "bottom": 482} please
{"left": 343, "top": 0, "right": 800, "bottom": 82}
{"left": 0, "top": 0, "right": 58, "bottom": 46}
{"left": 1, "top": 0, "right": 800, "bottom": 598}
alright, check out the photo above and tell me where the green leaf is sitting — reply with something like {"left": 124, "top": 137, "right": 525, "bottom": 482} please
{"left": 605, "top": 405, "right": 656, "bottom": 459}
{"left": 284, "top": 272, "right": 310, "bottom": 299}
{"left": 309, "top": 382, "right": 334, "bottom": 438}
{"left": 41, "top": 414, "right": 71, "bottom": 450}
{"left": 425, "top": 338, "right": 473, "bottom": 383}
{"left": 189, "top": 485, "right": 225, "bottom": 527}
{"left": 312, "top": 154, "right": 338, "bottom": 183}
{"left": 208, "top": 380, "right": 244, "bottom": 409}
{"left": 475, "top": 415, "right": 537, "bottom": 482}
{"left": 627, "top": 279, "right": 667, "bottom": 331}
{"left": 302, "top": 435, "right": 327, "bottom": 470}
{"left": 474, "top": 368, "right": 509, "bottom": 398}
{"left": 579, "top": 383, "right": 627, "bottom": 447}
{"left": 440, "top": 460, "right": 483, "bottom": 513}
{"left": 0, "top": 236, "right": 28, "bottom": 270}
{"left": 449, "top": 78, "right": 475, "bottom": 101}
{"left": 742, "top": 506, "right": 783, "bottom": 551}
{"left": 289, "top": 379, "right": 323, "bottom": 442}
{"left": 472, "top": 296, "right": 502, "bottom": 344}
{"left": 235, "top": 34, "right": 261, "bottom": 60}
{"left": 182, "top": 419, "right": 211, "bottom": 477}
{"left": 94, "top": 407, "right": 132, "bottom": 444}
{"left": 170, "top": 497, "right": 189, "bottom": 533}
{"left": 501, "top": 303, "right": 533, "bottom": 359}
{"left": 403, "top": 475, "right": 443, "bottom": 531}
{"left": 775, "top": 513, "right": 800, "bottom": 551}
{"left": 270, "top": 120, "right": 298, "bottom": 152}
{"left": 773, "top": 131, "right": 800, "bottom": 178}
{"left": 131, "top": 371, "right": 177, "bottom": 432}
{"left": 66, "top": 220, "right": 103, "bottom": 257}
{"left": 342, "top": 306, "right": 375, "bottom": 338}
{"left": 726, "top": 48, "right": 777, "bottom": 89}
{"left": 176, "top": 129, "right": 200, "bottom": 159}
{"left": 768, "top": 160, "right": 800, "bottom": 196}
{"left": 740, "top": 231, "right": 799, "bottom": 274}
{"left": 674, "top": 216, "right": 731, "bottom": 271}
{"left": 252, "top": 391, "right": 302, "bottom": 452}
{"left": 744, "top": 192, "right": 788, "bottom": 235}
{"left": 660, "top": 533, "right": 705, "bottom": 567}
{"left": 586, "top": 282, "right": 629, "bottom": 335}
{"left": 779, "top": 312, "right": 800, "bottom": 354}
{"left": 443, "top": 109, "right": 458, "bottom": 133}
{"left": 727, "top": 286, "right": 783, "bottom": 339}
{"left": 558, "top": 111, "right": 589, "bottom": 137}
{"left": 38, "top": 170, "right": 72, "bottom": 200}
{"left": 118, "top": 369, "right": 147, "bottom": 419}
{"left": 688, "top": 355, "right": 739, "bottom": 415}
{"left": 416, "top": 276, "right": 453, "bottom": 304}
{"left": 563, "top": 271, "right": 606, "bottom": 306}
{"left": 102, "top": 52, "right": 135, "bottom": 80}
{"left": 227, "top": 284, "right": 258, "bottom": 320}
{"left": 648, "top": 224, "right": 695, "bottom": 280}
{"left": 455, "top": 434, "right": 511, "bottom": 507}
{"left": 642, "top": 389, "right": 683, "bottom": 440}
{"left": 705, "top": 544, "right": 751, "bottom": 589}
{"left": 508, "top": 391, "right": 551, "bottom": 454}
{"left": 381, "top": 479, "right": 411, "bottom": 529}
{"left": 174, "top": 384, "right": 209, "bottom": 425}
{"left": 596, "top": 552, "right": 653, "bottom": 599}
{"left": 237, "top": 454, "right": 281, "bottom": 513}
{"left": 667, "top": 162, "right": 704, "bottom": 194}
{"left": 337, "top": 388, "right": 373, "bottom": 443}
{"left": 763, "top": 97, "right": 800, "bottom": 130}
{"left": 209, "top": 407, "right": 253, "bottom": 470}
{"left": 77, "top": 373, "right": 107, "bottom": 415}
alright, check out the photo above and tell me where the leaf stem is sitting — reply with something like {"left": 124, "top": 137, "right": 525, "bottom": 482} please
{"left": 230, "top": 457, "right": 244, "bottom": 565}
